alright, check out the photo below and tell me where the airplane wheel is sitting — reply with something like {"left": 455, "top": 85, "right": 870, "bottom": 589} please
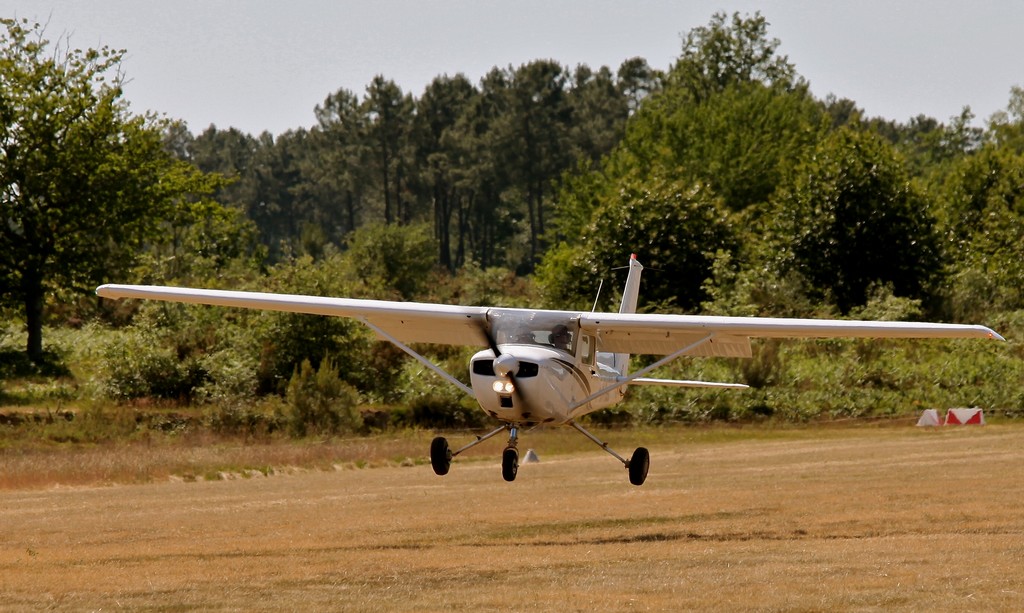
{"left": 628, "top": 447, "right": 650, "bottom": 486}
{"left": 502, "top": 447, "right": 519, "bottom": 482}
{"left": 431, "top": 436, "right": 452, "bottom": 476}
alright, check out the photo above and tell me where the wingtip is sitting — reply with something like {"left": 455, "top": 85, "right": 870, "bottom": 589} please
{"left": 96, "top": 283, "right": 127, "bottom": 299}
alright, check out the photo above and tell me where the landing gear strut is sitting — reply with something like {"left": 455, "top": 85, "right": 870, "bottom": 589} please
{"left": 569, "top": 421, "right": 650, "bottom": 486}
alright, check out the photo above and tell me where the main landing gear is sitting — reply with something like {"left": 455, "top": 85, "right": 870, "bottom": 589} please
{"left": 429, "top": 422, "right": 650, "bottom": 486}
{"left": 569, "top": 421, "right": 650, "bottom": 486}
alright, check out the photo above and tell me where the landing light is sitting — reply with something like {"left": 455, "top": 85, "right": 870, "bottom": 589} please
{"left": 492, "top": 380, "right": 515, "bottom": 394}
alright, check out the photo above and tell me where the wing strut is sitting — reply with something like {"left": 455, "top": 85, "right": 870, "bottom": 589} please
{"left": 567, "top": 333, "right": 716, "bottom": 414}
{"left": 359, "top": 317, "right": 475, "bottom": 397}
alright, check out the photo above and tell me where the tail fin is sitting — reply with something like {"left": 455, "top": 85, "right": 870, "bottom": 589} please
{"left": 619, "top": 253, "right": 643, "bottom": 314}
{"left": 613, "top": 254, "right": 643, "bottom": 375}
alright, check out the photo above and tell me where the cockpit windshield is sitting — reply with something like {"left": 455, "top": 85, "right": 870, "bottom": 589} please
{"left": 489, "top": 310, "right": 578, "bottom": 353}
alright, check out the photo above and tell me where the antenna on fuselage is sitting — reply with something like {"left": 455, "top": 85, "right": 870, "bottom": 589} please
{"left": 592, "top": 256, "right": 641, "bottom": 312}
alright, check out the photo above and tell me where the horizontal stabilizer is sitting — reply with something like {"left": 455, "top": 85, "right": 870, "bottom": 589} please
{"left": 628, "top": 377, "right": 749, "bottom": 390}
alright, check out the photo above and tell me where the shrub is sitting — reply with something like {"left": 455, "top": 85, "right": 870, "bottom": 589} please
{"left": 98, "top": 325, "right": 205, "bottom": 402}
{"left": 206, "top": 396, "right": 285, "bottom": 438}
{"left": 283, "top": 358, "right": 362, "bottom": 437}
{"left": 193, "top": 348, "right": 259, "bottom": 407}
{"left": 405, "top": 395, "right": 486, "bottom": 429}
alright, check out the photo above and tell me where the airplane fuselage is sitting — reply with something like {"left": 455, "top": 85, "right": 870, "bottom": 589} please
{"left": 469, "top": 343, "right": 624, "bottom": 426}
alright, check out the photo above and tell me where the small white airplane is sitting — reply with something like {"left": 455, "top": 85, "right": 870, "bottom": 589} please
{"left": 97, "top": 254, "right": 1003, "bottom": 486}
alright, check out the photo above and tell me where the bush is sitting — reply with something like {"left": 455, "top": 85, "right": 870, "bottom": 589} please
{"left": 283, "top": 358, "right": 362, "bottom": 437}
{"left": 193, "top": 348, "right": 259, "bottom": 407}
{"left": 98, "top": 325, "right": 206, "bottom": 402}
{"left": 251, "top": 253, "right": 404, "bottom": 399}
{"left": 206, "top": 397, "right": 284, "bottom": 438}
{"left": 403, "top": 395, "right": 486, "bottom": 429}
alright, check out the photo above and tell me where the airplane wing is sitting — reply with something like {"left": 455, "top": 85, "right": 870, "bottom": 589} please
{"left": 97, "top": 284, "right": 1004, "bottom": 358}
{"left": 96, "top": 284, "right": 491, "bottom": 347}
{"left": 579, "top": 312, "right": 1004, "bottom": 358}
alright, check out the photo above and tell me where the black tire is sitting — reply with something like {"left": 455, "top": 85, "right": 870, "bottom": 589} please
{"left": 502, "top": 447, "right": 519, "bottom": 482}
{"left": 628, "top": 447, "right": 650, "bottom": 486}
{"left": 430, "top": 436, "right": 452, "bottom": 476}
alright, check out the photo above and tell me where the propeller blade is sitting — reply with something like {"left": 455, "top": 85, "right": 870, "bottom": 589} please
{"left": 480, "top": 321, "right": 502, "bottom": 358}
{"left": 477, "top": 319, "right": 529, "bottom": 419}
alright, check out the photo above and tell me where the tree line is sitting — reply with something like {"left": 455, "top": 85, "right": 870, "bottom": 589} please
{"left": 2, "top": 13, "right": 1023, "bottom": 423}
{"left": 173, "top": 56, "right": 661, "bottom": 272}
{"left": 166, "top": 12, "right": 1024, "bottom": 327}
{"left": 538, "top": 13, "right": 1024, "bottom": 328}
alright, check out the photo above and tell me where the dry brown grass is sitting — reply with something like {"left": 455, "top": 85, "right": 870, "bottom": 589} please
{"left": 2, "top": 424, "right": 1024, "bottom": 611}
{"left": 0, "top": 431, "right": 438, "bottom": 490}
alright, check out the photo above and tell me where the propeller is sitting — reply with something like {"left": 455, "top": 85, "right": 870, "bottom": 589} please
{"left": 479, "top": 320, "right": 528, "bottom": 416}
{"left": 493, "top": 353, "right": 520, "bottom": 378}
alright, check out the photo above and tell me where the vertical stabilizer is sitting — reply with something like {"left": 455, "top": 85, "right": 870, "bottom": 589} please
{"left": 619, "top": 253, "right": 643, "bottom": 314}
{"left": 612, "top": 254, "right": 644, "bottom": 376}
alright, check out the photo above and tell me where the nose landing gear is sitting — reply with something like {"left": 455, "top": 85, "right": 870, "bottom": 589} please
{"left": 501, "top": 426, "right": 519, "bottom": 482}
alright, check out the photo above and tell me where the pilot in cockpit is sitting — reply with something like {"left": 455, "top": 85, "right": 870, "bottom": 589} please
{"left": 549, "top": 324, "right": 572, "bottom": 350}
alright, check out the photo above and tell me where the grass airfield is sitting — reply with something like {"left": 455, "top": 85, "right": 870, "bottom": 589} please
{"left": 2, "top": 424, "right": 1024, "bottom": 611}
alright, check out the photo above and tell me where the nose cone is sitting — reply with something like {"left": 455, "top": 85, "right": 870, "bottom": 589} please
{"left": 493, "top": 353, "right": 519, "bottom": 377}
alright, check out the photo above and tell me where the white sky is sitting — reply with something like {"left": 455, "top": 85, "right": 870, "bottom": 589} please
{"left": 4, "top": 0, "right": 1023, "bottom": 136}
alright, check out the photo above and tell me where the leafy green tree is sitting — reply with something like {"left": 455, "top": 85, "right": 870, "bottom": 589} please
{"left": 660, "top": 81, "right": 822, "bottom": 210}
{"left": 666, "top": 11, "right": 798, "bottom": 104}
{"left": 246, "top": 130, "right": 313, "bottom": 260}
{"left": 443, "top": 68, "right": 517, "bottom": 269}
{"left": 617, "top": 12, "right": 821, "bottom": 212}
{"left": 0, "top": 19, "right": 219, "bottom": 361}
{"left": 937, "top": 143, "right": 1024, "bottom": 318}
{"left": 769, "top": 127, "right": 942, "bottom": 313}
{"left": 566, "top": 64, "right": 629, "bottom": 164}
{"left": 252, "top": 228, "right": 435, "bottom": 400}
{"left": 188, "top": 126, "right": 262, "bottom": 218}
{"left": 821, "top": 95, "right": 864, "bottom": 130}
{"left": 868, "top": 109, "right": 982, "bottom": 182}
{"left": 551, "top": 10, "right": 820, "bottom": 265}
{"left": 364, "top": 76, "right": 415, "bottom": 225}
{"left": 505, "top": 60, "right": 573, "bottom": 267}
{"left": 175, "top": 59, "right": 640, "bottom": 275}
{"left": 312, "top": 88, "right": 371, "bottom": 240}
{"left": 414, "top": 74, "right": 478, "bottom": 270}
{"left": 138, "top": 197, "right": 263, "bottom": 285}
{"left": 538, "top": 171, "right": 736, "bottom": 312}
{"left": 252, "top": 252, "right": 377, "bottom": 395}
{"left": 615, "top": 57, "right": 663, "bottom": 115}
{"left": 343, "top": 222, "right": 438, "bottom": 301}
{"left": 546, "top": 11, "right": 820, "bottom": 308}
{"left": 987, "top": 85, "right": 1024, "bottom": 153}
